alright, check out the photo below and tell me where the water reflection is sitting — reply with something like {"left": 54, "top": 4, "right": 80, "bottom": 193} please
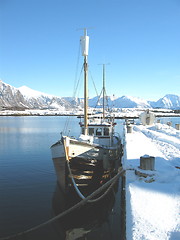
{"left": 51, "top": 179, "right": 122, "bottom": 240}
{"left": 0, "top": 116, "right": 124, "bottom": 239}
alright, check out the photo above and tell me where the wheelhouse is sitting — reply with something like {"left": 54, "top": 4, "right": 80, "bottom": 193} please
{"left": 80, "top": 122, "right": 116, "bottom": 138}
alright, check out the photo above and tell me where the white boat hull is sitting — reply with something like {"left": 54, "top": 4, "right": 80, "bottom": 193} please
{"left": 51, "top": 141, "right": 67, "bottom": 191}
{"left": 51, "top": 136, "right": 122, "bottom": 192}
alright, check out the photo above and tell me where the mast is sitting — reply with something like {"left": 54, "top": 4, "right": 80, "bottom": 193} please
{"left": 84, "top": 49, "right": 88, "bottom": 135}
{"left": 102, "top": 64, "right": 105, "bottom": 119}
{"left": 100, "top": 63, "right": 109, "bottom": 119}
{"left": 80, "top": 29, "right": 89, "bottom": 135}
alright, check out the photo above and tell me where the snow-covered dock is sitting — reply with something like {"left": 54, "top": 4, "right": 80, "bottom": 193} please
{"left": 122, "top": 123, "right": 180, "bottom": 240}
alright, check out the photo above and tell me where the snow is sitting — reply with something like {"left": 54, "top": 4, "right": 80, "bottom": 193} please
{"left": 154, "top": 94, "right": 180, "bottom": 109}
{"left": 123, "top": 123, "right": 180, "bottom": 240}
{"left": 49, "top": 101, "right": 65, "bottom": 110}
{"left": 18, "top": 86, "right": 53, "bottom": 99}
{"left": 87, "top": 92, "right": 180, "bottom": 109}
{"left": 78, "top": 134, "right": 94, "bottom": 144}
{"left": 0, "top": 97, "right": 179, "bottom": 238}
{"left": 1, "top": 80, "right": 180, "bottom": 109}
{"left": 113, "top": 95, "right": 151, "bottom": 108}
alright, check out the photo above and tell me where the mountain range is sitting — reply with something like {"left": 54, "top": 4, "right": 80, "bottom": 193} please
{"left": 0, "top": 80, "right": 180, "bottom": 110}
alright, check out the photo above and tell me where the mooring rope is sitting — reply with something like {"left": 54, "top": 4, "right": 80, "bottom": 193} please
{"left": 0, "top": 168, "right": 125, "bottom": 240}
{"left": 66, "top": 158, "right": 120, "bottom": 203}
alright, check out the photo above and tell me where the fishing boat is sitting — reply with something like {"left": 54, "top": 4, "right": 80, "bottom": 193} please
{"left": 51, "top": 29, "right": 122, "bottom": 195}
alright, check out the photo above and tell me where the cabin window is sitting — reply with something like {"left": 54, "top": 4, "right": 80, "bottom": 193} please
{"left": 96, "top": 128, "right": 102, "bottom": 136}
{"left": 81, "top": 127, "right": 84, "bottom": 134}
{"left": 88, "top": 128, "right": 94, "bottom": 136}
{"left": 104, "top": 127, "right": 109, "bottom": 136}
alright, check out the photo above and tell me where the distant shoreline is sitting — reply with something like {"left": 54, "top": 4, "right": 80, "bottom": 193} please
{"left": 0, "top": 109, "right": 180, "bottom": 118}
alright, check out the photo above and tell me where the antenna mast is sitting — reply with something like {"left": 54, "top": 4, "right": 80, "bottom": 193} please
{"left": 102, "top": 64, "right": 105, "bottom": 119}
{"left": 99, "top": 63, "right": 109, "bottom": 119}
{"left": 80, "top": 28, "right": 89, "bottom": 135}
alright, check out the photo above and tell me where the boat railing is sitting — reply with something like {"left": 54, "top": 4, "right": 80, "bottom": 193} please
{"left": 113, "top": 131, "right": 120, "bottom": 140}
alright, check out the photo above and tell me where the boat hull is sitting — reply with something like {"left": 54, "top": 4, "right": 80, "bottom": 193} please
{"left": 51, "top": 141, "right": 67, "bottom": 191}
{"left": 51, "top": 137, "right": 122, "bottom": 194}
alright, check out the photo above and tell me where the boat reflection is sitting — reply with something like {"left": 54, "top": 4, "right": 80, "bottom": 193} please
{"left": 51, "top": 178, "right": 122, "bottom": 240}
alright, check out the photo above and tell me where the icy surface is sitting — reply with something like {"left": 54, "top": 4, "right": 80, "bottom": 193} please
{"left": 124, "top": 123, "right": 180, "bottom": 240}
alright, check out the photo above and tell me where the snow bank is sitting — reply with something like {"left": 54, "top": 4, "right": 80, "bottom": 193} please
{"left": 124, "top": 123, "right": 180, "bottom": 240}
{"left": 127, "top": 180, "right": 179, "bottom": 240}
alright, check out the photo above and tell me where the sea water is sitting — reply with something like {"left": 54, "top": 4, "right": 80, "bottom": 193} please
{"left": 0, "top": 116, "right": 179, "bottom": 239}
{"left": 0, "top": 116, "right": 80, "bottom": 239}
{"left": 0, "top": 116, "right": 124, "bottom": 240}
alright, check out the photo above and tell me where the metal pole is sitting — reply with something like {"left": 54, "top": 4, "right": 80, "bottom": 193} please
{"left": 103, "top": 64, "right": 105, "bottom": 119}
{"left": 84, "top": 55, "right": 88, "bottom": 135}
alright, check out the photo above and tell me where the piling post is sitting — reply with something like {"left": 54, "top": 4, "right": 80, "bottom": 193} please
{"left": 175, "top": 124, "right": 180, "bottom": 130}
{"left": 127, "top": 125, "right": 133, "bottom": 133}
{"left": 167, "top": 121, "right": 172, "bottom": 127}
{"left": 140, "top": 155, "right": 155, "bottom": 171}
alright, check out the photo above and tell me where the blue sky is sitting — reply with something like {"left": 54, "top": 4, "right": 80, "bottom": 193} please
{"left": 0, "top": 0, "right": 180, "bottom": 100}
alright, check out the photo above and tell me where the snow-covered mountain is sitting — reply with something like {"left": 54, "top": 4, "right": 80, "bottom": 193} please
{"left": 0, "top": 80, "right": 179, "bottom": 110}
{"left": 89, "top": 96, "right": 115, "bottom": 108}
{"left": 149, "top": 94, "right": 180, "bottom": 109}
{"left": 89, "top": 95, "right": 151, "bottom": 108}
{"left": 114, "top": 96, "right": 151, "bottom": 108}
{"left": 18, "top": 86, "right": 72, "bottom": 110}
{"left": 89, "top": 94, "right": 180, "bottom": 109}
{"left": 0, "top": 81, "right": 79, "bottom": 110}
{"left": 0, "top": 80, "right": 28, "bottom": 109}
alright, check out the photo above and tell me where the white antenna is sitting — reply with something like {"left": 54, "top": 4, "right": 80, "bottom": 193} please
{"left": 80, "top": 28, "right": 89, "bottom": 56}
{"left": 79, "top": 28, "right": 89, "bottom": 135}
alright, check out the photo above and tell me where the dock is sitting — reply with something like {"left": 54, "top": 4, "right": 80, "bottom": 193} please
{"left": 122, "top": 122, "right": 180, "bottom": 240}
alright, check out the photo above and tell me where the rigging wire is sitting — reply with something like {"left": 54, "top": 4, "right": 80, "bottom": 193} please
{"left": 89, "top": 70, "right": 99, "bottom": 97}
{"left": 73, "top": 42, "right": 81, "bottom": 95}
{"left": 73, "top": 64, "right": 84, "bottom": 98}
{"left": 94, "top": 88, "right": 109, "bottom": 109}
{"left": 94, "top": 89, "right": 103, "bottom": 108}
{"left": 63, "top": 41, "right": 82, "bottom": 135}
{"left": 67, "top": 158, "right": 120, "bottom": 203}
{"left": 63, "top": 64, "right": 84, "bottom": 135}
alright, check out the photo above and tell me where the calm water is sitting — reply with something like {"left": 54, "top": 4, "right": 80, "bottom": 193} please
{"left": 0, "top": 116, "right": 124, "bottom": 240}
{"left": 156, "top": 116, "right": 180, "bottom": 127}
{"left": 0, "top": 116, "right": 179, "bottom": 239}
{"left": 0, "top": 116, "right": 81, "bottom": 239}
